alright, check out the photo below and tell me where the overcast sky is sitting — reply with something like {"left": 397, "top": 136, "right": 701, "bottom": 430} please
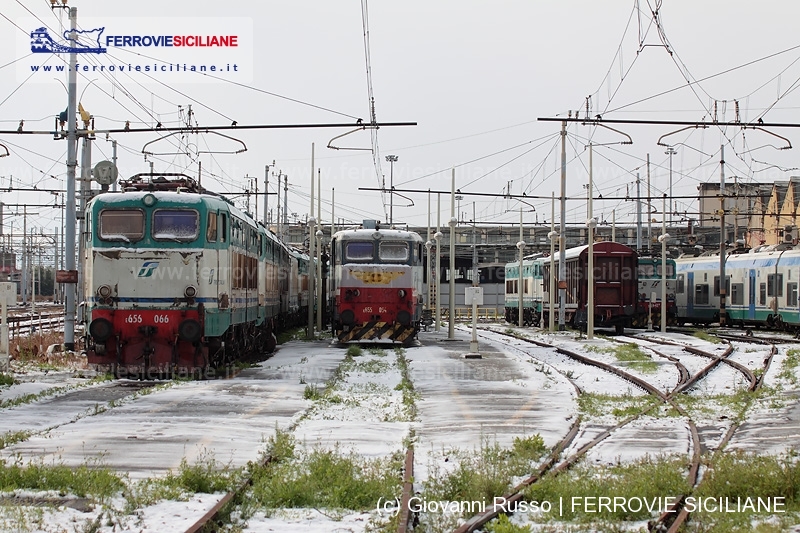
{"left": 3, "top": 0, "right": 800, "bottom": 238}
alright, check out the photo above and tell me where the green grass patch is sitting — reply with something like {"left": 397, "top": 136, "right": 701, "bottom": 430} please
{"left": 276, "top": 327, "right": 305, "bottom": 345}
{"left": 125, "top": 452, "right": 241, "bottom": 511}
{"left": 690, "top": 451, "right": 800, "bottom": 531}
{"left": 0, "top": 431, "right": 31, "bottom": 450}
{"left": 0, "top": 459, "right": 125, "bottom": 503}
{"left": 353, "top": 358, "right": 391, "bottom": 373}
{"left": 249, "top": 431, "right": 401, "bottom": 512}
{"left": 670, "top": 385, "right": 779, "bottom": 422}
{"left": 694, "top": 330, "right": 722, "bottom": 344}
{"left": 585, "top": 343, "right": 657, "bottom": 373}
{"left": 777, "top": 348, "right": 800, "bottom": 384}
{"left": 611, "top": 343, "right": 657, "bottom": 373}
{"left": 303, "top": 383, "right": 322, "bottom": 400}
{"left": 0, "top": 373, "right": 114, "bottom": 410}
{"left": 0, "top": 373, "right": 15, "bottom": 387}
{"left": 577, "top": 392, "right": 659, "bottom": 419}
{"left": 422, "top": 435, "right": 548, "bottom": 517}
{"left": 525, "top": 456, "right": 690, "bottom": 522}
{"left": 394, "top": 349, "right": 418, "bottom": 421}
{"left": 346, "top": 345, "right": 363, "bottom": 357}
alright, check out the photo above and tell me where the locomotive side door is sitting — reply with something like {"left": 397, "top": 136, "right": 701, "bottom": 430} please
{"left": 686, "top": 271, "right": 694, "bottom": 317}
{"left": 748, "top": 269, "right": 756, "bottom": 320}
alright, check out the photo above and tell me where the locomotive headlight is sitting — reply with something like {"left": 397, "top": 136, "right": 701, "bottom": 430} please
{"left": 340, "top": 309, "right": 355, "bottom": 325}
{"left": 89, "top": 318, "right": 113, "bottom": 342}
{"left": 97, "top": 284, "right": 112, "bottom": 298}
{"left": 398, "top": 289, "right": 406, "bottom": 298}
{"left": 178, "top": 319, "right": 202, "bottom": 342}
{"left": 184, "top": 285, "right": 197, "bottom": 298}
{"left": 142, "top": 193, "right": 157, "bottom": 207}
{"left": 397, "top": 310, "right": 412, "bottom": 326}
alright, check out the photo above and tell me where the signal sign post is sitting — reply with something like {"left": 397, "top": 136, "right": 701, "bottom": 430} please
{"left": 464, "top": 286, "right": 483, "bottom": 358}
{"left": 0, "top": 282, "right": 15, "bottom": 373}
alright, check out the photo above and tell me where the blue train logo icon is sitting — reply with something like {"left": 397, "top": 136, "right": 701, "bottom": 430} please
{"left": 31, "top": 26, "right": 107, "bottom": 54}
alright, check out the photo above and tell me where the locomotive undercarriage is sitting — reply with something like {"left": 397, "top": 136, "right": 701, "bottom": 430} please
{"left": 504, "top": 307, "right": 539, "bottom": 327}
{"left": 334, "top": 320, "right": 420, "bottom": 346}
{"left": 89, "top": 319, "right": 278, "bottom": 380}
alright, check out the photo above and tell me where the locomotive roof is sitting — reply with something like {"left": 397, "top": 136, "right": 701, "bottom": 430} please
{"left": 90, "top": 190, "right": 218, "bottom": 205}
{"left": 675, "top": 247, "right": 800, "bottom": 270}
{"left": 547, "top": 242, "right": 637, "bottom": 262}
{"left": 333, "top": 227, "right": 423, "bottom": 242}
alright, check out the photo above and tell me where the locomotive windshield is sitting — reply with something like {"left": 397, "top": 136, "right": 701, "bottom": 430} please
{"left": 656, "top": 262, "right": 675, "bottom": 277}
{"left": 379, "top": 241, "right": 409, "bottom": 262}
{"left": 345, "top": 241, "right": 374, "bottom": 261}
{"left": 99, "top": 209, "right": 144, "bottom": 242}
{"left": 153, "top": 209, "right": 199, "bottom": 241}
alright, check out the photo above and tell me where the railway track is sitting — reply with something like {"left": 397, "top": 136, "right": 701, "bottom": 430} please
{"left": 2, "top": 310, "right": 66, "bottom": 337}
{"left": 0, "top": 327, "right": 788, "bottom": 532}
{"left": 444, "top": 327, "right": 778, "bottom": 533}
{"left": 439, "top": 328, "right": 700, "bottom": 532}
{"left": 627, "top": 332, "right": 777, "bottom": 532}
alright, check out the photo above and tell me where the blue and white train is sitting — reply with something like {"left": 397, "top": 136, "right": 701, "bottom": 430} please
{"left": 675, "top": 246, "right": 800, "bottom": 328}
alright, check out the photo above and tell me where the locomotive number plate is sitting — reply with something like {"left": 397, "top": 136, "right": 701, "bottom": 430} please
{"left": 123, "top": 313, "right": 171, "bottom": 324}
{"left": 124, "top": 314, "right": 143, "bottom": 324}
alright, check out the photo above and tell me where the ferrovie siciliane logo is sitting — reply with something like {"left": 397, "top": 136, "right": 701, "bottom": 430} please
{"left": 31, "top": 26, "right": 240, "bottom": 55}
{"left": 31, "top": 27, "right": 107, "bottom": 54}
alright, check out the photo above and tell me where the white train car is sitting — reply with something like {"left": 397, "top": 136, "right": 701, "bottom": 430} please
{"left": 675, "top": 247, "right": 800, "bottom": 328}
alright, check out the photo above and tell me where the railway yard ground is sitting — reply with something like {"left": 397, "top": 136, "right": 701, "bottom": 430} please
{"left": 1, "top": 324, "right": 800, "bottom": 532}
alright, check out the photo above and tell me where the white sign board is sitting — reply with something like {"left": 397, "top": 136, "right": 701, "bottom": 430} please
{"left": 0, "top": 282, "right": 15, "bottom": 306}
{"left": 464, "top": 286, "right": 484, "bottom": 306}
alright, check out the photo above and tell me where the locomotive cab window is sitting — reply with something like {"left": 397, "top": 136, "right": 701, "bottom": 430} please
{"left": 656, "top": 263, "right": 675, "bottom": 277}
{"left": 99, "top": 209, "right": 144, "bottom": 242}
{"left": 153, "top": 209, "right": 199, "bottom": 241}
{"left": 676, "top": 274, "right": 685, "bottom": 294}
{"left": 379, "top": 241, "right": 409, "bottom": 262}
{"left": 345, "top": 241, "right": 374, "bottom": 261}
{"left": 206, "top": 212, "right": 218, "bottom": 242}
{"left": 638, "top": 263, "right": 655, "bottom": 278}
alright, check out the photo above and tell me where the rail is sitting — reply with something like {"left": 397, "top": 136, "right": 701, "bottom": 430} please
{"left": 1, "top": 312, "right": 66, "bottom": 338}
{"left": 444, "top": 307, "right": 501, "bottom": 321}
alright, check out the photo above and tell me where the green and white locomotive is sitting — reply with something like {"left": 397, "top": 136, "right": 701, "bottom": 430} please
{"left": 84, "top": 176, "right": 308, "bottom": 378}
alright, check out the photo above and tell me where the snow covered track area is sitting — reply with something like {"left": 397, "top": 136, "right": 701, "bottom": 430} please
{"left": 0, "top": 326, "right": 799, "bottom": 531}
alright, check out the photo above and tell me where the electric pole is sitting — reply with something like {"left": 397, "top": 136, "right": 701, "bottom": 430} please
{"left": 64, "top": 5, "right": 79, "bottom": 350}
{"left": 719, "top": 145, "right": 727, "bottom": 327}
{"left": 386, "top": 155, "right": 398, "bottom": 226}
{"left": 665, "top": 146, "right": 677, "bottom": 225}
{"left": 558, "top": 121, "right": 566, "bottom": 330}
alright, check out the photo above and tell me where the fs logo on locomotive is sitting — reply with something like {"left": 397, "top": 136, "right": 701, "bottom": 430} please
{"left": 137, "top": 261, "right": 159, "bottom": 278}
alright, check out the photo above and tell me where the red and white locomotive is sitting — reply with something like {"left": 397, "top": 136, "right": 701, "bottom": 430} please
{"left": 329, "top": 221, "right": 424, "bottom": 345}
